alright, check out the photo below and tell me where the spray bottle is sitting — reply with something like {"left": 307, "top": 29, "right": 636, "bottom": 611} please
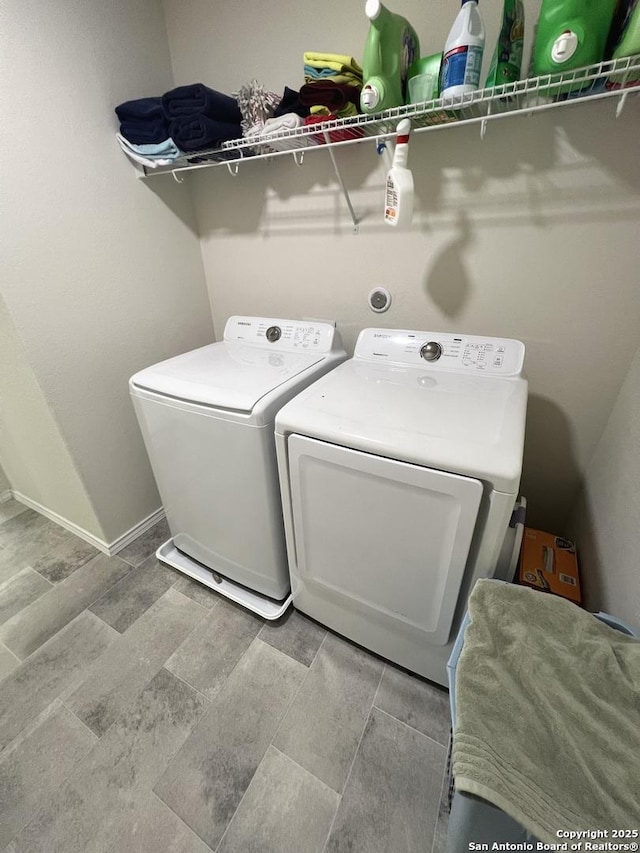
{"left": 384, "top": 119, "right": 413, "bottom": 227}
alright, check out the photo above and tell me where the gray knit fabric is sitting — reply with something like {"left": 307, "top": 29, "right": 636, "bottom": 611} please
{"left": 233, "top": 79, "right": 280, "bottom": 135}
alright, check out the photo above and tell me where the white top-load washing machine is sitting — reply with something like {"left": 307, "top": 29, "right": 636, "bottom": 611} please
{"left": 275, "top": 327, "right": 527, "bottom": 684}
{"left": 130, "top": 316, "right": 346, "bottom": 619}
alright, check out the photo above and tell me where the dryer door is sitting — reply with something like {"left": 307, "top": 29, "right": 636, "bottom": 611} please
{"left": 288, "top": 435, "right": 483, "bottom": 646}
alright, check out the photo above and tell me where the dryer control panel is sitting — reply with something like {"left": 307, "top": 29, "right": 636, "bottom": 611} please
{"left": 355, "top": 329, "right": 525, "bottom": 376}
{"left": 224, "top": 316, "right": 339, "bottom": 353}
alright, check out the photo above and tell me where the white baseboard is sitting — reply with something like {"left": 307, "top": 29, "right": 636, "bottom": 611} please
{"left": 0, "top": 490, "right": 12, "bottom": 504}
{"left": 10, "top": 490, "right": 164, "bottom": 557}
{"left": 106, "top": 507, "right": 165, "bottom": 555}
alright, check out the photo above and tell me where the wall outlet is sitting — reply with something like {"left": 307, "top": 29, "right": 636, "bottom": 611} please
{"left": 368, "top": 287, "right": 392, "bottom": 313}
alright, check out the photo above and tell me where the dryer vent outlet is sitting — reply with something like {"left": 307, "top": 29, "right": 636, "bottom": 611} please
{"left": 368, "top": 287, "right": 392, "bottom": 313}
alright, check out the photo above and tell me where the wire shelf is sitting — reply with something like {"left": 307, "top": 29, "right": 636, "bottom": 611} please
{"left": 133, "top": 54, "right": 640, "bottom": 178}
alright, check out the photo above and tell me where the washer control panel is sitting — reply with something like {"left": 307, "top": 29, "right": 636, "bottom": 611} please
{"left": 224, "top": 316, "right": 339, "bottom": 353}
{"left": 355, "top": 328, "right": 525, "bottom": 376}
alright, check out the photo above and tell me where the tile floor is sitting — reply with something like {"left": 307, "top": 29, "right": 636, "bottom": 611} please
{"left": 0, "top": 499, "right": 451, "bottom": 853}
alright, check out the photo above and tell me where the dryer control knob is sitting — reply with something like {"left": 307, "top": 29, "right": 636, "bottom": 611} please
{"left": 266, "top": 326, "right": 281, "bottom": 343}
{"left": 420, "top": 341, "right": 442, "bottom": 362}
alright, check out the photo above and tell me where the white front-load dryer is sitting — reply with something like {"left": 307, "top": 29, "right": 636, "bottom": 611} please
{"left": 130, "top": 316, "right": 346, "bottom": 619}
{"left": 275, "top": 328, "right": 527, "bottom": 684}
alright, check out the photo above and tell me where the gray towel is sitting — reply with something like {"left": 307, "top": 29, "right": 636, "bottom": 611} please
{"left": 453, "top": 580, "right": 640, "bottom": 842}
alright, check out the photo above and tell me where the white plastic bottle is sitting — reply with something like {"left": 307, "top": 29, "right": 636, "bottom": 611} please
{"left": 441, "top": 0, "right": 486, "bottom": 100}
{"left": 384, "top": 119, "right": 414, "bottom": 228}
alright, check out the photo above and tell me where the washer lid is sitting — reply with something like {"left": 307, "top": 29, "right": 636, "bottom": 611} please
{"left": 130, "top": 342, "right": 324, "bottom": 412}
{"left": 276, "top": 359, "right": 528, "bottom": 493}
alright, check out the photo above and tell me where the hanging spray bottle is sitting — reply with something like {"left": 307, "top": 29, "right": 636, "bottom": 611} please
{"left": 384, "top": 118, "right": 414, "bottom": 227}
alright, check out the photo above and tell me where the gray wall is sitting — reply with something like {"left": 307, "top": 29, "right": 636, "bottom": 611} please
{"left": 567, "top": 346, "right": 640, "bottom": 629}
{"left": 2, "top": 0, "right": 214, "bottom": 544}
{"left": 0, "top": 461, "right": 10, "bottom": 497}
{"left": 0, "top": 298, "right": 102, "bottom": 535}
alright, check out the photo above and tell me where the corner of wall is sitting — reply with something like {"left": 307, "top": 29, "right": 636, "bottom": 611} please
{"left": 566, "top": 346, "right": 640, "bottom": 629}
{"left": 0, "top": 297, "right": 105, "bottom": 541}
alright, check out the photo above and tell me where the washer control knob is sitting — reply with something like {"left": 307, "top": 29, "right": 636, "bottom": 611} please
{"left": 266, "top": 326, "right": 281, "bottom": 343}
{"left": 420, "top": 341, "right": 442, "bottom": 362}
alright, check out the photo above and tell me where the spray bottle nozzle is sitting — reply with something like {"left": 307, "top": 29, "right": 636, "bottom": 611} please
{"left": 395, "top": 118, "right": 411, "bottom": 144}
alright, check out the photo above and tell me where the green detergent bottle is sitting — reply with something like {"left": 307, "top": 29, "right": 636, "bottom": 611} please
{"left": 361, "top": 0, "right": 420, "bottom": 114}
{"left": 532, "top": 0, "right": 618, "bottom": 92}
{"left": 610, "top": 1, "right": 640, "bottom": 83}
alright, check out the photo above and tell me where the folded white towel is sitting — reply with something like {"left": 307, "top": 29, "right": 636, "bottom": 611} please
{"left": 244, "top": 114, "right": 303, "bottom": 140}
{"left": 262, "top": 114, "right": 303, "bottom": 136}
{"left": 243, "top": 114, "right": 306, "bottom": 154}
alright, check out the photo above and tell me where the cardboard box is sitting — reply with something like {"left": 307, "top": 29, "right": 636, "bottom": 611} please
{"left": 517, "top": 527, "right": 582, "bottom": 605}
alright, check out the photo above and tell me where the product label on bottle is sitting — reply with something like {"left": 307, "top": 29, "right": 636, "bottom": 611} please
{"left": 442, "top": 44, "right": 483, "bottom": 90}
{"left": 384, "top": 175, "right": 398, "bottom": 221}
{"left": 401, "top": 26, "right": 419, "bottom": 81}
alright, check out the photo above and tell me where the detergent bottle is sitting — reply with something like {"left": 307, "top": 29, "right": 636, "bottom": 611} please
{"left": 361, "top": 0, "right": 420, "bottom": 114}
{"left": 441, "top": 1, "right": 486, "bottom": 99}
{"left": 485, "top": 0, "right": 525, "bottom": 87}
{"left": 532, "top": 0, "right": 618, "bottom": 85}
{"left": 610, "top": 1, "right": 640, "bottom": 83}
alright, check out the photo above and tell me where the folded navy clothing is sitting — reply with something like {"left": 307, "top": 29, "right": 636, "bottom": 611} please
{"left": 169, "top": 116, "right": 243, "bottom": 151}
{"left": 162, "top": 84, "right": 242, "bottom": 123}
{"left": 118, "top": 119, "right": 169, "bottom": 145}
{"left": 115, "top": 96, "right": 164, "bottom": 122}
{"left": 115, "top": 96, "right": 169, "bottom": 145}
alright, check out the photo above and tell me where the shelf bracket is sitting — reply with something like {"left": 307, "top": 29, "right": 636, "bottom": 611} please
{"left": 226, "top": 160, "right": 241, "bottom": 177}
{"left": 129, "top": 159, "right": 147, "bottom": 180}
{"left": 292, "top": 150, "right": 305, "bottom": 166}
{"left": 324, "top": 131, "right": 359, "bottom": 233}
{"left": 480, "top": 99, "right": 493, "bottom": 140}
{"left": 616, "top": 90, "right": 629, "bottom": 119}
{"left": 375, "top": 137, "right": 393, "bottom": 169}
{"left": 171, "top": 170, "right": 184, "bottom": 184}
